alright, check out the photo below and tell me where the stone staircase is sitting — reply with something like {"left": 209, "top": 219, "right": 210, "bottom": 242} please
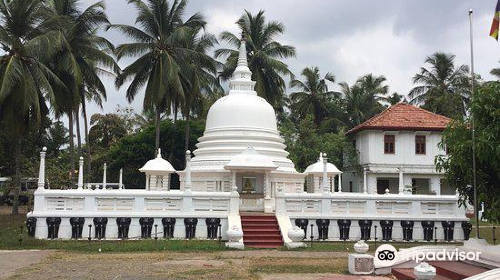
{"left": 240, "top": 214, "right": 283, "bottom": 248}
{"left": 392, "top": 261, "right": 490, "bottom": 280}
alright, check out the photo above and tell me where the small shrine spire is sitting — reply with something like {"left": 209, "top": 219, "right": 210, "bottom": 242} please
{"left": 228, "top": 31, "right": 256, "bottom": 94}
{"left": 237, "top": 31, "right": 249, "bottom": 68}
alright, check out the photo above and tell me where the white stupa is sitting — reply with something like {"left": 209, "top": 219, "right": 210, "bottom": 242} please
{"left": 178, "top": 34, "right": 304, "bottom": 212}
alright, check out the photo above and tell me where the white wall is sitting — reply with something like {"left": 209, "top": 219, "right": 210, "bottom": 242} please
{"left": 355, "top": 130, "right": 446, "bottom": 166}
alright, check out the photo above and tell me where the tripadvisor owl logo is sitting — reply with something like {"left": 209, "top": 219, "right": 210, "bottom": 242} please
{"left": 374, "top": 244, "right": 398, "bottom": 267}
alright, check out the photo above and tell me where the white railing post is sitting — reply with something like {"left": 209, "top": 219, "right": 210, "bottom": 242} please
{"left": 338, "top": 174, "right": 342, "bottom": 193}
{"left": 77, "top": 157, "right": 84, "bottom": 189}
{"left": 37, "top": 147, "right": 47, "bottom": 190}
{"left": 363, "top": 167, "right": 368, "bottom": 194}
{"left": 322, "top": 153, "right": 329, "bottom": 193}
{"left": 185, "top": 150, "right": 192, "bottom": 192}
{"left": 119, "top": 168, "right": 123, "bottom": 189}
{"left": 102, "top": 163, "right": 107, "bottom": 189}
{"left": 398, "top": 167, "right": 404, "bottom": 194}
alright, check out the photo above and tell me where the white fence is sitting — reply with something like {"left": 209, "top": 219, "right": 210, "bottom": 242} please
{"left": 275, "top": 192, "right": 467, "bottom": 221}
{"left": 28, "top": 189, "right": 239, "bottom": 239}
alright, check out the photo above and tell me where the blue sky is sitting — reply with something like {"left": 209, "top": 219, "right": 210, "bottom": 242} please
{"left": 79, "top": 0, "right": 500, "bottom": 124}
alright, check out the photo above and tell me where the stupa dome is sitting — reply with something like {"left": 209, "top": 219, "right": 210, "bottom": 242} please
{"left": 205, "top": 93, "right": 277, "bottom": 132}
{"left": 189, "top": 35, "right": 298, "bottom": 173}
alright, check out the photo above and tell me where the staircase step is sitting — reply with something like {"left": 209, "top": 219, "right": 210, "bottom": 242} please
{"left": 429, "top": 261, "right": 490, "bottom": 280}
{"left": 241, "top": 218, "right": 278, "bottom": 223}
{"left": 242, "top": 224, "right": 280, "bottom": 228}
{"left": 244, "top": 236, "right": 283, "bottom": 241}
{"left": 241, "top": 214, "right": 283, "bottom": 249}
{"left": 392, "top": 268, "right": 452, "bottom": 280}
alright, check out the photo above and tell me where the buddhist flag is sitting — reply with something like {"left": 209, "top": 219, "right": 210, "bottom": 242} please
{"left": 490, "top": 0, "right": 500, "bottom": 40}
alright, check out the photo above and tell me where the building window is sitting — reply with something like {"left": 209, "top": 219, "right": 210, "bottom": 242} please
{"left": 384, "top": 135, "right": 395, "bottom": 154}
{"left": 415, "top": 135, "right": 426, "bottom": 154}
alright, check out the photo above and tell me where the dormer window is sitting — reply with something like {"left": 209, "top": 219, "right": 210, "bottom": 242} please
{"left": 384, "top": 135, "right": 395, "bottom": 154}
{"left": 415, "top": 135, "right": 426, "bottom": 154}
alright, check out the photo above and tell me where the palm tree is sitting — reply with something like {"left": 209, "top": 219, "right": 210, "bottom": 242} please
{"left": 339, "top": 74, "right": 387, "bottom": 128}
{"left": 110, "top": 0, "right": 205, "bottom": 153}
{"left": 289, "top": 66, "right": 336, "bottom": 125}
{"left": 215, "top": 10, "right": 296, "bottom": 110}
{"left": 45, "top": 0, "right": 118, "bottom": 181}
{"left": 409, "top": 52, "right": 469, "bottom": 119}
{"left": 357, "top": 74, "right": 389, "bottom": 97}
{"left": 378, "top": 92, "right": 405, "bottom": 105}
{"left": 491, "top": 62, "right": 500, "bottom": 80}
{"left": 0, "top": 0, "right": 67, "bottom": 213}
{"left": 179, "top": 27, "right": 220, "bottom": 152}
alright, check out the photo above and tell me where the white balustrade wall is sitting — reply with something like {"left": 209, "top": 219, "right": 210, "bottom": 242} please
{"left": 275, "top": 192, "right": 468, "bottom": 241}
{"left": 29, "top": 189, "right": 239, "bottom": 240}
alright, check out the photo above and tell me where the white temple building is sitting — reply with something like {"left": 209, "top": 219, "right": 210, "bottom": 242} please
{"left": 27, "top": 35, "right": 469, "bottom": 248}
{"left": 176, "top": 37, "right": 304, "bottom": 213}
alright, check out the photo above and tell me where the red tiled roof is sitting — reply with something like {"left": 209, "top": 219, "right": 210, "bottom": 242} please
{"left": 346, "top": 103, "right": 451, "bottom": 135}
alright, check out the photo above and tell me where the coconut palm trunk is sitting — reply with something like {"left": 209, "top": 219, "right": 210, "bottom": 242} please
{"left": 184, "top": 112, "right": 190, "bottom": 152}
{"left": 169, "top": 105, "right": 179, "bottom": 162}
{"left": 81, "top": 97, "right": 92, "bottom": 175}
{"left": 155, "top": 106, "right": 161, "bottom": 153}
{"left": 68, "top": 112, "right": 75, "bottom": 186}
{"left": 75, "top": 108, "right": 82, "bottom": 156}
{"left": 11, "top": 137, "right": 22, "bottom": 214}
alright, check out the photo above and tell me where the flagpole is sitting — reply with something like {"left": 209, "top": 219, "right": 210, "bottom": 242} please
{"left": 468, "top": 9, "right": 479, "bottom": 239}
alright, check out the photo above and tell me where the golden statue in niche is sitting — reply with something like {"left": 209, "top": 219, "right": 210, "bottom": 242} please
{"left": 242, "top": 177, "right": 255, "bottom": 193}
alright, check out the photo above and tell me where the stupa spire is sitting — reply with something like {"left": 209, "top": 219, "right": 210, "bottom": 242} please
{"left": 237, "top": 32, "right": 249, "bottom": 68}
{"left": 229, "top": 31, "right": 256, "bottom": 95}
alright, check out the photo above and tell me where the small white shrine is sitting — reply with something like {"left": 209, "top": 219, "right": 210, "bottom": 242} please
{"left": 139, "top": 149, "right": 175, "bottom": 191}
{"left": 27, "top": 34, "right": 469, "bottom": 248}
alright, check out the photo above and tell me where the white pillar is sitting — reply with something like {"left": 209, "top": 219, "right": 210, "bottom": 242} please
{"left": 363, "top": 167, "right": 368, "bottom": 194}
{"left": 185, "top": 150, "right": 191, "bottom": 192}
{"left": 102, "top": 163, "right": 107, "bottom": 189}
{"left": 119, "top": 168, "right": 123, "bottom": 189}
{"left": 77, "top": 157, "right": 84, "bottom": 189}
{"left": 322, "top": 153, "right": 329, "bottom": 193}
{"left": 264, "top": 171, "right": 270, "bottom": 198}
{"left": 37, "top": 147, "right": 47, "bottom": 190}
{"left": 338, "top": 174, "right": 342, "bottom": 193}
{"left": 145, "top": 174, "right": 150, "bottom": 190}
{"left": 398, "top": 168, "right": 404, "bottom": 194}
{"left": 231, "top": 171, "right": 237, "bottom": 192}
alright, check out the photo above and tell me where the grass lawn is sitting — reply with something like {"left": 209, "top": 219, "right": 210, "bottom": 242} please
{"left": 0, "top": 213, "right": 225, "bottom": 252}
{"left": 468, "top": 218, "right": 499, "bottom": 245}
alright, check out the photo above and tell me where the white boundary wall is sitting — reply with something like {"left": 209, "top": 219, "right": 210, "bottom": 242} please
{"left": 28, "top": 189, "right": 239, "bottom": 240}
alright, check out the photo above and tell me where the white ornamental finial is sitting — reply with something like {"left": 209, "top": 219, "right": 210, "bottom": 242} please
{"left": 37, "top": 147, "right": 47, "bottom": 190}
{"left": 228, "top": 32, "right": 256, "bottom": 94}
{"left": 157, "top": 148, "right": 162, "bottom": 158}
{"left": 237, "top": 32, "right": 248, "bottom": 68}
{"left": 77, "top": 157, "right": 84, "bottom": 189}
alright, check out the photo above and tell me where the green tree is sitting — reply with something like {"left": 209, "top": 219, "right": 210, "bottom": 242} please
{"left": 0, "top": 0, "right": 67, "bottom": 213}
{"left": 409, "top": 53, "right": 470, "bottom": 119}
{"left": 281, "top": 115, "right": 358, "bottom": 173}
{"left": 436, "top": 82, "right": 500, "bottom": 222}
{"left": 99, "top": 119, "right": 205, "bottom": 189}
{"left": 45, "top": 120, "right": 69, "bottom": 157}
{"left": 490, "top": 62, "right": 500, "bottom": 80}
{"left": 88, "top": 113, "right": 128, "bottom": 152}
{"left": 215, "top": 10, "right": 296, "bottom": 110}
{"left": 179, "top": 27, "right": 220, "bottom": 152}
{"left": 379, "top": 92, "right": 405, "bottom": 105}
{"left": 290, "top": 66, "right": 337, "bottom": 126}
{"left": 338, "top": 74, "right": 387, "bottom": 128}
{"left": 45, "top": 0, "right": 118, "bottom": 177}
{"left": 111, "top": 0, "right": 205, "bottom": 154}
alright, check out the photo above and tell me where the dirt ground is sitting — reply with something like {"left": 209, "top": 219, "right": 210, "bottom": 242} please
{"left": 0, "top": 250, "right": 391, "bottom": 280}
